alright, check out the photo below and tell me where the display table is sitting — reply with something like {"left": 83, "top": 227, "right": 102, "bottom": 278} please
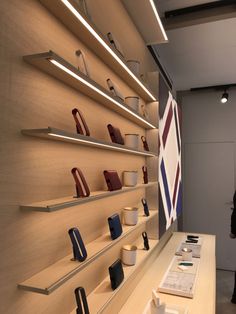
{"left": 119, "top": 232, "right": 215, "bottom": 314}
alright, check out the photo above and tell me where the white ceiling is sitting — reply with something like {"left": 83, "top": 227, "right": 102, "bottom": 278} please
{"left": 154, "top": 0, "right": 236, "bottom": 91}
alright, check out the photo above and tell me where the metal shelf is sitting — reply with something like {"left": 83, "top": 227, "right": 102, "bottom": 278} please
{"left": 39, "top": 0, "right": 157, "bottom": 102}
{"left": 20, "top": 181, "right": 158, "bottom": 212}
{"left": 21, "top": 127, "right": 158, "bottom": 157}
{"left": 23, "top": 51, "right": 157, "bottom": 129}
{"left": 18, "top": 210, "right": 158, "bottom": 295}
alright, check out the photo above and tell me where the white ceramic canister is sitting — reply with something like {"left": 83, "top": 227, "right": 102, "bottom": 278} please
{"left": 181, "top": 247, "right": 193, "bottom": 261}
{"left": 121, "top": 245, "right": 137, "bottom": 266}
{"left": 125, "top": 96, "right": 139, "bottom": 112}
{"left": 123, "top": 171, "right": 138, "bottom": 187}
{"left": 127, "top": 60, "right": 140, "bottom": 76}
{"left": 123, "top": 207, "right": 139, "bottom": 225}
{"left": 125, "top": 134, "right": 139, "bottom": 149}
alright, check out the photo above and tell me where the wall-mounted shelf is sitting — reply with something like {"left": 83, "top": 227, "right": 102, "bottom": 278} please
{"left": 121, "top": 0, "right": 168, "bottom": 45}
{"left": 18, "top": 210, "right": 158, "bottom": 295}
{"left": 24, "top": 51, "right": 157, "bottom": 129}
{"left": 21, "top": 127, "right": 158, "bottom": 157}
{"left": 39, "top": 0, "right": 157, "bottom": 102}
{"left": 20, "top": 181, "right": 158, "bottom": 212}
{"left": 70, "top": 239, "right": 158, "bottom": 314}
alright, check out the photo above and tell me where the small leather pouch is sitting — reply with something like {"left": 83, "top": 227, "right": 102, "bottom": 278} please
{"left": 142, "top": 166, "right": 148, "bottom": 184}
{"left": 141, "top": 198, "right": 150, "bottom": 217}
{"left": 108, "top": 214, "right": 123, "bottom": 240}
{"left": 71, "top": 167, "right": 90, "bottom": 198}
{"left": 108, "top": 259, "right": 124, "bottom": 290}
{"left": 104, "top": 170, "right": 122, "bottom": 191}
{"left": 68, "top": 228, "right": 87, "bottom": 262}
{"left": 74, "top": 287, "right": 90, "bottom": 314}
{"left": 72, "top": 108, "right": 90, "bottom": 136}
{"left": 142, "top": 231, "right": 150, "bottom": 250}
{"left": 141, "top": 136, "right": 150, "bottom": 151}
{"left": 107, "top": 124, "right": 124, "bottom": 145}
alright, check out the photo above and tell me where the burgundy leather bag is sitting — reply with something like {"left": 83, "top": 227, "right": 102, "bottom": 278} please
{"left": 72, "top": 108, "right": 90, "bottom": 136}
{"left": 141, "top": 136, "right": 150, "bottom": 151}
{"left": 107, "top": 124, "right": 124, "bottom": 145}
{"left": 142, "top": 166, "right": 148, "bottom": 184}
{"left": 103, "top": 170, "right": 122, "bottom": 191}
{"left": 71, "top": 167, "right": 90, "bottom": 197}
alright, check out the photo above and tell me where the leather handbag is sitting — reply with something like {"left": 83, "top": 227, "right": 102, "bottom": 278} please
{"left": 108, "top": 259, "right": 124, "bottom": 290}
{"left": 103, "top": 170, "right": 122, "bottom": 191}
{"left": 141, "top": 198, "right": 150, "bottom": 217}
{"left": 108, "top": 213, "right": 123, "bottom": 240}
{"left": 142, "top": 231, "right": 150, "bottom": 250}
{"left": 72, "top": 108, "right": 90, "bottom": 136}
{"left": 74, "top": 287, "right": 90, "bottom": 314}
{"left": 107, "top": 124, "right": 124, "bottom": 145}
{"left": 141, "top": 136, "right": 150, "bottom": 151}
{"left": 71, "top": 167, "right": 90, "bottom": 198}
{"left": 68, "top": 228, "right": 87, "bottom": 262}
{"left": 142, "top": 166, "right": 148, "bottom": 184}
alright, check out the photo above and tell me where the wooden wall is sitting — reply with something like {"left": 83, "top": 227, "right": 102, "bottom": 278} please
{"left": 0, "top": 1, "right": 159, "bottom": 313}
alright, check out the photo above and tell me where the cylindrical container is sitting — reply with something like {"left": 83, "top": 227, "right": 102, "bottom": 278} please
{"left": 125, "top": 134, "right": 139, "bottom": 149}
{"left": 127, "top": 60, "right": 140, "bottom": 76}
{"left": 123, "top": 171, "right": 138, "bottom": 187}
{"left": 121, "top": 245, "right": 137, "bottom": 265}
{"left": 123, "top": 207, "right": 139, "bottom": 225}
{"left": 181, "top": 247, "right": 193, "bottom": 261}
{"left": 125, "top": 96, "right": 139, "bottom": 112}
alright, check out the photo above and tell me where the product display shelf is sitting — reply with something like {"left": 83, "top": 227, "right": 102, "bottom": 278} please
{"left": 21, "top": 127, "right": 158, "bottom": 157}
{"left": 70, "top": 239, "right": 158, "bottom": 314}
{"left": 18, "top": 210, "right": 158, "bottom": 295}
{"left": 20, "top": 181, "right": 158, "bottom": 212}
{"left": 121, "top": 0, "right": 168, "bottom": 45}
{"left": 23, "top": 51, "right": 157, "bottom": 130}
{"left": 39, "top": 0, "right": 157, "bottom": 102}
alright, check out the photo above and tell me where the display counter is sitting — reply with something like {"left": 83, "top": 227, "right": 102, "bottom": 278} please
{"left": 119, "top": 232, "right": 216, "bottom": 314}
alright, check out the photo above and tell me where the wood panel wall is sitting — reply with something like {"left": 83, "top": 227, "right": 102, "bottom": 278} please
{"left": 0, "top": 1, "right": 159, "bottom": 313}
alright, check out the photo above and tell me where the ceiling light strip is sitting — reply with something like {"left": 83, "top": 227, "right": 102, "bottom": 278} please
{"left": 60, "top": 0, "right": 156, "bottom": 101}
{"left": 48, "top": 133, "right": 156, "bottom": 157}
{"left": 149, "top": 0, "right": 168, "bottom": 41}
{"left": 49, "top": 59, "right": 156, "bottom": 129}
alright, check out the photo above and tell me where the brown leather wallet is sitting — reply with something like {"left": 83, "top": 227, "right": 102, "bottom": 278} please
{"left": 72, "top": 108, "right": 90, "bottom": 136}
{"left": 71, "top": 167, "right": 90, "bottom": 197}
{"left": 103, "top": 170, "right": 122, "bottom": 191}
{"left": 107, "top": 124, "right": 124, "bottom": 145}
{"left": 141, "top": 136, "right": 149, "bottom": 151}
{"left": 142, "top": 166, "right": 148, "bottom": 184}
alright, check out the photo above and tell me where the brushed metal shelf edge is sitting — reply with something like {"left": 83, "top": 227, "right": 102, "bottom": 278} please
{"left": 20, "top": 182, "right": 158, "bottom": 212}
{"left": 39, "top": 0, "right": 157, "bottom": 102}
{"left": 18, "top": 211, "right": 158, "bottom": 295}
{"left": 23, "top": 51, "right": 158, "bottom": 129}
{"left": 21, "top": 127, "right": 158, "bottom": 157}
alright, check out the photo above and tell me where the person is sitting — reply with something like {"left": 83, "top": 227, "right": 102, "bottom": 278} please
{"left": 230, "top": 191, "right": 236, "bottom": 304}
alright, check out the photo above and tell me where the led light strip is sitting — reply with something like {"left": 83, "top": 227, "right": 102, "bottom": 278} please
{"left": 149, "top": 0, "right": 168, "bottom": 41}
{"left": 48, "top": 132, "right": 157, "bottom": 157}
{"left": 49, "top": 59, "right": 156, "bottom": 129}
{"left": 60, "top": 0, "right": 156, "bottom": 101}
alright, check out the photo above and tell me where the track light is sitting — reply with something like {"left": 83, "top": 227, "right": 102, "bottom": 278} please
{"left": 221, "top": 91, "right": 228, "bottom": 104}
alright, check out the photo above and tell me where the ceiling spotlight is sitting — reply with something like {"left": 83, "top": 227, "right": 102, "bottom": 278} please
{"left": 221, "top": 91, "right": 228, "bottom": 103}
